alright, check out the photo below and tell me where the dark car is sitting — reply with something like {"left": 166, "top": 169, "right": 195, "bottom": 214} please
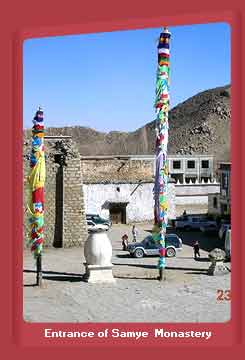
{"left": 127, "top": 234, "right": 182, "bottom": 258}
{"left": 200, "top": 223, "right": 219, "bottom": 234}
{"left": 86, "top": 214, "right": 112, "bottom": 227}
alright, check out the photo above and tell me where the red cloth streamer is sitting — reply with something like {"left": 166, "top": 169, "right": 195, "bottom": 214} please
{"left": 31, "top": 237, "right": 43, "bottom": 251}
{"left": 32, "top": 187, "right": 44, "bottom": 203}
{"left": 159, "top": 248, "right": 166, "bottom": 257}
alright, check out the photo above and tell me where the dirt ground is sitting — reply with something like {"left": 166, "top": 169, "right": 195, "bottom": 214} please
{"left": 23, "top": 223, "right": 231, "bottom": 323}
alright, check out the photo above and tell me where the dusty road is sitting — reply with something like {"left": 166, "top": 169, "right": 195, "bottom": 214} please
{"left": 23, "top": 224, "right": 231, "bottom": 323}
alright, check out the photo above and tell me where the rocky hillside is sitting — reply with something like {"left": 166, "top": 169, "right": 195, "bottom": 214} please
{"left": 24, "top": 85, "right": 231, "bottom": 163}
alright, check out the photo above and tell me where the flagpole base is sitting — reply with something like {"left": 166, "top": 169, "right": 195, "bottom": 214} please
{"left": 36, "top": 254, "right": 43, "bottom": 287}
{"left": 159, "top": 268, "right": 166, "bottom": 281}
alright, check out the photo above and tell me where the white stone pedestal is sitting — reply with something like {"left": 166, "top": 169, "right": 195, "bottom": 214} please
{"left": 83, "top": 263, "right": 115, "bottom": 283}
{"left": 207, "top": 260, "right": 229, "bottom": 276}
{"left": 207, "top": 248, "right": 229, "bottom": 276}
{"left": 83, "top": 230, "right": 116, "bottom": 283}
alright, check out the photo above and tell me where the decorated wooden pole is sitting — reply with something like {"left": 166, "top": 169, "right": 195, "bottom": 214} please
{"left": 152, "top": 28, "right": 171, "bottom": 281}
{"left": 28, "top": 107, "right": 45, "bottom": 286}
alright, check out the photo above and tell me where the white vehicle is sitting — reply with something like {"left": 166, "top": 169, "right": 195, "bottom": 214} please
{"left": 225, "top": 229, "right": 231, "bottom": 260}
{"left": 87, "top": 220, "right": 109, "bottom": 232}
{"left": 175, "top": 215, "right": 216, "bottom": 231}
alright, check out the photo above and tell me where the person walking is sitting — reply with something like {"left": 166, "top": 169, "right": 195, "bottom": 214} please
{"left": 193, "top": 240, "right": 200, "bottom": 259}
{"left": 132, "top": 225, "right": 138, "bottom": 242}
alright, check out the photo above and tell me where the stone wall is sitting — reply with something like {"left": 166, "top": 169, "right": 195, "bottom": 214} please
{"left": 81, "top": 155, "right": 216, "bottom": 184}
{"left": 82, "top": 158, "right": 154, "bottom": 183}
{"left": 23, "top": 137, "right": 87, "bottom": 248}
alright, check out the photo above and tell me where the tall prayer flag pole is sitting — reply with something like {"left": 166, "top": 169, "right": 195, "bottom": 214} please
{"left": 28, "top": 107, "right": 45, "bottom": 286}
{"left": 152, "top": 28, "right": 171, "bottom": 281}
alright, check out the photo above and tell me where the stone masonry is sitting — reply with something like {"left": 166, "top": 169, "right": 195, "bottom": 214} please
{"left": 82, "top": 157, "right": 154, "bottom": 184}
{"left": 23, "top": 136, "right": 87, "bottom": 249}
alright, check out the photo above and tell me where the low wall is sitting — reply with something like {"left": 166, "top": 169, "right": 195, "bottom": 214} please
{"left": 175, "top": 183, "right": 220, "bottom": 196}
{"left": 175, "top": 182, "right": 220, "bottom": 216}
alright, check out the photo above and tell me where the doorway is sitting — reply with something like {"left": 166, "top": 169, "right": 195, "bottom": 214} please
{"left": 109, "top": 203, "right": 127, "bottom": 224}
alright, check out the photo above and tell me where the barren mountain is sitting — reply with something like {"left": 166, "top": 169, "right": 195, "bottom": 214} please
{"left": 24, "top": 85, "right": 231, "bottom": 163}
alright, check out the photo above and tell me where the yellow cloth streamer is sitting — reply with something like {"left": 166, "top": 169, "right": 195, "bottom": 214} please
{"left": 28, "top": 155, "right": 46, "bottom": 191}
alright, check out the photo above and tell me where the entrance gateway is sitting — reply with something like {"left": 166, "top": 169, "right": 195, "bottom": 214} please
{"left": 108, "top": 202, "right": 128, "bottom": 224}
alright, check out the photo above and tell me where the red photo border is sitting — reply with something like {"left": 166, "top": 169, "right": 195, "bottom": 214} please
{"left": 1, "top": 0, "right": 244, "bottom": 358}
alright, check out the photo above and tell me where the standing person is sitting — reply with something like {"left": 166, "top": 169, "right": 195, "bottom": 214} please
{"left": 121, "top": 234, "right": 129, "bottom": 251}
{"left": 193, "top": 240, "right": 200, "bottom": 259}
{"left": 132, "top": 225, "right": 138, "bottom": 242}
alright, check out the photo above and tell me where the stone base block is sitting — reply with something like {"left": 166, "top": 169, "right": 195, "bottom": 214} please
{"left": 207, "top": 261, "right": 230, "bottom": 276}
{"left": 83, "top": 263, "right": 116, "bottom": 283}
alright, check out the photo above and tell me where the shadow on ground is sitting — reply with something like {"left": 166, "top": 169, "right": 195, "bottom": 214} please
{"left": 23, "top": 269, "right": 84, "bottom": 285}
{"left": 115, "top": 254, "right": 210, "bottom": 262}
{"left": 194, "top": 257, "right": 210, "bottom": 262}
{"left": 184, "top": 271, "right": 210, "bottom": 275}
{"left": 114, "top": 275, "right": 159, "bottom": 281}
{"left": 171, "top": 228, "right": 224, "bottom": 252}
{"left": 113, "top": 263, "right": 208, "bottom": 273}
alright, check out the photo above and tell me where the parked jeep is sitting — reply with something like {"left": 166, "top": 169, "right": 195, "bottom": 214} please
{"left": 127, "top": 234, "right": 182, "bottom": 258}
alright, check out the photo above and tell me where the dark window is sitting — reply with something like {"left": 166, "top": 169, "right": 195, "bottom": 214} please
{"left": 201, "top": 160, "right": 209, "bottom": 168}
{"left": 142, "top": 236, "right": 152, "bottom": 246}
{"left": 143, "top": 237, "right": 158, "bottom": 249}
{"left": 201, "top": 177, "right": 209, "bottom": 183}
{"left": 87, "top": 221, "right": 94, "bottom": 226}
{"left": 166, "top": 235, "right": 179, "bottom": 247}
{"left": 221, "top": 173, "right": 228, "bottom": 189}
{"left": 173, "top": 160, "right": 181, "bottom": 169}
{"left": 185, "top": 177, "right": 197, "bottom": 184}
{"left": 166, "top": 235, "right": 177, "bottom": 240}
{"left": 213, "top": 197, "right": 217, "bottom": 208}
{"left": 171, "top": 174, "right": 183, "bottom": 184}
{"left": 187, "top": 160, "right": 195, "bottom": 169}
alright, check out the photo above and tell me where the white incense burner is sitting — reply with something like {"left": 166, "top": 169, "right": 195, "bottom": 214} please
{"left": 83, "top": 230, "right": 115, "bottom": 283}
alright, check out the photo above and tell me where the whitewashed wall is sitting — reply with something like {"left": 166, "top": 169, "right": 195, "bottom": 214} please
{"left": 174, "top": 182, "right": 221, "bottom": 216}
{"left": 176, "top": 195, "right": 208, "bottom": 205}
{"left": 175, "top": 183, "right": 220, "bottom": 206}
{"left": 175, "top": 183, "right": 220, "bottom": 196}
{"left": 83, "top": 182, "right": 176, "bottom": 223}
